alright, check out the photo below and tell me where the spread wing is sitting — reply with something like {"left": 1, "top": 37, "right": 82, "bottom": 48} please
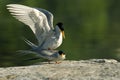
{"left": 7, "top": 4, "right": 54, "bottom": 46}
{"left": 36, "top": 8, "right": 54, "bottom": 30}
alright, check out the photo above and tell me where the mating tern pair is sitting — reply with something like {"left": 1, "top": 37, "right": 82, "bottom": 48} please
{"left": 7, "top": 4, "right": 66, "bottom": 63}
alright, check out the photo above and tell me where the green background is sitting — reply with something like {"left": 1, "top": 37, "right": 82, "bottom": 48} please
{"left": 1, "top": 0, "right": 120, "bottom": 66}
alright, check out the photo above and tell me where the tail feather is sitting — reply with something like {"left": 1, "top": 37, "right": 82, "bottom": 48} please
{"left": 17, "top": 50, "right": 43, "bottom": 58}
{"left": 16, "top": 50, "right": 52, "bottom": 60}
{"left": 22, "top": 37, "right": 38, "bottom": 49}
{"left": 17, "top": 50, "right": 34, "bottom": 55}
{"left": 23, "top": 57, "right": 40, "bottom": 61}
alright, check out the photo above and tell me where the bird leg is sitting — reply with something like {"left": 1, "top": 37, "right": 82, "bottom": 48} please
{"left": 48, "top": 60, "right": 51, "bottom": 64}
{"left": 48, "top": 48, "right": 51, "bottom": 50}
{"left": 55, "top": 61, "right": 62, "bottom": 64}
{"left": 48, "top": 48, "right": 54, "bottom": 50}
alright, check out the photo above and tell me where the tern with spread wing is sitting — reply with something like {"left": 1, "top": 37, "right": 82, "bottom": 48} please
{"left": 7, "top": 4, "right": 65, "bottom": 50}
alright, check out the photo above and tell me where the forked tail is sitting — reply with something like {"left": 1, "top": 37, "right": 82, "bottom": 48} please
{"left": 22, "top": 37, "right": 38, "bottom": 49}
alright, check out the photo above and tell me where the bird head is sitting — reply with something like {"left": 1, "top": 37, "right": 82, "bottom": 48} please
{"left": 57, "top": 22, "right": 65, "bottom": 39}
{"left": 58, "top": 50, "right": 66, "bottom": 59}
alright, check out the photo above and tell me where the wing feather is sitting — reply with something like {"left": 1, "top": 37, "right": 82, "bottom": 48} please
{"left": 7, "top": 4, "right": 52, "bottom": 46}
{"left": 36, "top": 8, "right": 54, "bottom": 30}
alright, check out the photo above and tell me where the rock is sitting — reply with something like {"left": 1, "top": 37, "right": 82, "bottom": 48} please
{"left": 0, "top": 59, "right": 120, "bottom": 80}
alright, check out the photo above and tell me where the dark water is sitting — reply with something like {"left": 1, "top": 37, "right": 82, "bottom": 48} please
{"left": 0, "top": 0, "right": 120, "bottom": 66}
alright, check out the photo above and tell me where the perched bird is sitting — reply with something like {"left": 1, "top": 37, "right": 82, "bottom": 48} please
{"left": 7, "top": 4, "right": 65, "bottom": 50}
{"left": 18, "top": 49, "right": 66, "bottom": 64}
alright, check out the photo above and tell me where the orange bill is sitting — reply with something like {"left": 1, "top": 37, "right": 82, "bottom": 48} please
{"left": 62, "top": 31, "right": 65, "bottom": 39}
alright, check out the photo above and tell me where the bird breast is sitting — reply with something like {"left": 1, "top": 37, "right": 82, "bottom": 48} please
{"left": 41, "top": 32, "right": 63, "bottom": 49}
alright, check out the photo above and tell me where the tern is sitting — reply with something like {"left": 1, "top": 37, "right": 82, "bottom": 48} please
{"left": 18, "top": 49, "right": 66, "bottom": 64}
{"left": 7, "top": 4, "right": 65, "bottom": 50}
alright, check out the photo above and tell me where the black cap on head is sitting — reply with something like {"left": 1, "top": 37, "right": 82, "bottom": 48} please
{"left": 58, "top": 50, "right": 65, "bottom": 55}
{"left": 56, "top": 22, "right": 64, "bottom": 31}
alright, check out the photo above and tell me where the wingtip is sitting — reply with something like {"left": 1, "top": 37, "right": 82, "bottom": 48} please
{"left": 6, "top": 4, "right": 15, "bottom": 7}
{"left": 6, "top": 4, "right": 16, "bottom": 10}
{"left": 6, "top": 4, "right": 11, "bottom": 7}
{"left": 6, "top": 4, "right": 25, "bottom": 8}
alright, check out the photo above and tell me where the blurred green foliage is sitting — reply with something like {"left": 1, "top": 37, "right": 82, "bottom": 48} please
{"left": 1, "top": 0, "right": 120, "bottom": 66}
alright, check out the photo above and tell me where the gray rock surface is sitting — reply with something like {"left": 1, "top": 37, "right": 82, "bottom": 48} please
{"left": 0, "top": 59, "right": 120, "bottom": 80}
